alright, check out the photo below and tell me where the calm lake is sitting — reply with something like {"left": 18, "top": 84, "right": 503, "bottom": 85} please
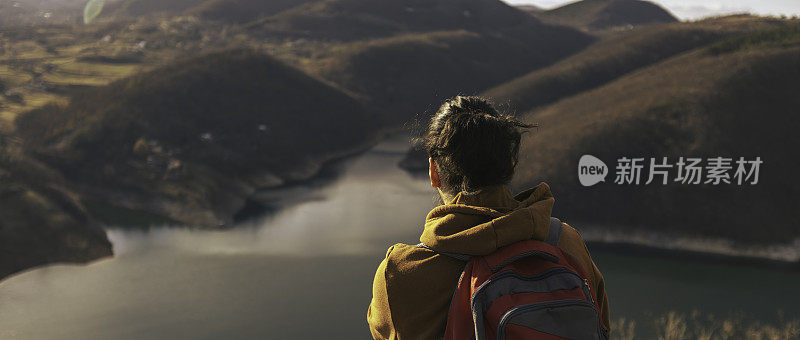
{"left": 1, "top": 135, "right": 799, "bottom": 339}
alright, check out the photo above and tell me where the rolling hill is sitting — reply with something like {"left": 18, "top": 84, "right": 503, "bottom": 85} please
{"left": 188, "top": 0, "right": 317, "bottom": 23}
{"left": 251, "top": 0, "right": 547, "bottom": 40}
{"left": 279, "top": 0, "right": 595, "bottom": 122}
{"left": 483, "top": 15, "right": 787, "bottom": 114}
{"left": 106, "top": 0, "right": 318, "bottom": 23}
{"left": 312, "top": 24, "right": 593, "bottom": 121}
{"left": 15, "top": 48, "right": 374, "bottom": 227}
{"left": 508, "top": 21, "right": 800, "bottom": 244}
{"left": 398, "top": 17, "right": 800, "bottom": 245}
{"left": 535, "top": 0, "right": 678, "bottom": 30}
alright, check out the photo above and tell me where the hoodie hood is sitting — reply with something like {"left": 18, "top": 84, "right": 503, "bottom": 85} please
{"left": 420, "top": 182, "right": 555, "bottom": 256}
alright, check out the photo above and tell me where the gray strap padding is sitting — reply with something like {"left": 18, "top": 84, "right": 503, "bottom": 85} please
{"left": 416, "top": 243, "right": 472, "bottom": 262}
{"left": 545, "top": 217, "right": 562, "bottom": 246}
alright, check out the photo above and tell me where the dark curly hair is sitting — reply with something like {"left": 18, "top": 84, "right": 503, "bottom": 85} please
{"left": 419, "top": 96, "right": 536, "bottom": 196}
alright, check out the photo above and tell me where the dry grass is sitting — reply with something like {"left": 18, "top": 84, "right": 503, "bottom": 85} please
{"left": 613, "top": 317, "right": 637, "bottom": 340}
{"left": 613, "top": 311, "right": 800, "bottom": 340}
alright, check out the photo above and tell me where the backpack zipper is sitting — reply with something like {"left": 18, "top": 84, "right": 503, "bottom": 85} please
{"left": 471, "top": 267, "right": 592, "bottom": 309}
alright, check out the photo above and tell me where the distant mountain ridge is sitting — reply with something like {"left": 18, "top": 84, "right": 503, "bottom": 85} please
{"left": 106, "top": 0, "right": 317, "bottom": 22}
{"left": 483, "top": 16, "right": 786, "bottom": 113}
{"left": 534, "top": 0, "right": 678, "bottom": 30}
{"left": 188, "top": 0, "right": 317, "bottom": 23}
{"left": 252, "top": 0, "right": 542, "bottom": 40}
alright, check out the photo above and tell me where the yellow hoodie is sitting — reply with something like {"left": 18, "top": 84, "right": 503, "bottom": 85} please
{"left": 367, "top": 183, "right": 610, "bottom": 339}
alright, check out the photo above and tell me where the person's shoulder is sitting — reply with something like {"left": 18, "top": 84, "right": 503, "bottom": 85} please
{"left": 382, "top": 243, "right": 418, "bottom": 259}
{"left": 383, "top": 243, "right": 437, "bottom": 265}
{"left": 556, "top": 221, "right": 599, "bottom": 269}
{"left": 381, "top": 243, "right": 464, "bottom": 279}
{"left": 556, "top": 221, "right": 594, "bottom": 259}
{"left": 559, "top": 222, "right": 585, "bottom": 244}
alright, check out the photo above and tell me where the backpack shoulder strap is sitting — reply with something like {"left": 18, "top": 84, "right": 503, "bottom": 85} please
{"left": 545, "top": 216, "right": 563, "bottom": 246}
{"left": 416, "top": 243, "right": 472, "bottom": 262}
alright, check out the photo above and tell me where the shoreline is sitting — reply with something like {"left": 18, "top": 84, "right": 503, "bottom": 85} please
{"left": 91, "top": 126, "right": 408, "bottom": 229}
{"left": 238, "top": 131, "right": 800, "bottom": 271}
{"left": 232, "top": 126, "right": 411, "bottom": 222}
{"left": 587, "top": 240, "right": 800, "bottom": 271}
{"left": 104, "top": 129, "right": 800, "bottom": 272}
{"left": 580, "top": 226, "right": 800, "bottom": 271}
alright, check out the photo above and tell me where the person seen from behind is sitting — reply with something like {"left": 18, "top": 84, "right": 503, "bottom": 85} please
{"left": 367, "top": 96, "right": 610, "bottom": 339}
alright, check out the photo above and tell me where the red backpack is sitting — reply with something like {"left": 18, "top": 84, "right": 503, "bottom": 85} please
{"left": 419, "top": 217, "right": 609, "bottom": 340}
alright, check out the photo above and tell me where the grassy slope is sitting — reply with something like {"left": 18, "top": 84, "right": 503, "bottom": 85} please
{"left": 536, "top": 0, "right": 677, "bottom": 30}
{"left": 483, "top": 15, "right": 787, "bottom": 114}
{"left": 270, "top": 0, "right": 596, "bottom": 122}
{"left": 0, "top": 139, "right": 111, "bottom": 280}
{"left": 188, "top": 0, "right": 318, "bottom": 23}
{"left": 313, "top": 24, "right": 593, "bottom": 121}
{"left": 0, "top": 18, "right": 229, "bottom": 128}
{"left": 510, "top": 22, "right": 800, "bottom": 243}
{"left": 251, "top": 0, "right": 541, "bottom": 41}
{"left": 15, "top": 48, "right": 374, "bottom": 227}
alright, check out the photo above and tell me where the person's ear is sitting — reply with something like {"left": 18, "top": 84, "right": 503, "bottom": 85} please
{"left": 429, "top": 157, "right": 440, "bottom": 188}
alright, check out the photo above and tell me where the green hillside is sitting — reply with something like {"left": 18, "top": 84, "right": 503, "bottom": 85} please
{"left": 16, "top": 48, "right": 374, "bottom": 227}
{"left": 510, "top": 21, "right": 800, "bottom": 244}
{"left": 314, "top": 24, "right": 593, "bottom": 120}
{"left": 483, "top": 16, "right": 786, "bottom": 114}
{"left": 252, "top": 0, "right": 542, "bottom": 40}
{"left": 536, "top": 0, "right": 677, "bottom": 30}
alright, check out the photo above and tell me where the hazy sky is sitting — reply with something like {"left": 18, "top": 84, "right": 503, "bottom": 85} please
{"left": 503, "top": 0, "right": 800, "bottom": 20}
